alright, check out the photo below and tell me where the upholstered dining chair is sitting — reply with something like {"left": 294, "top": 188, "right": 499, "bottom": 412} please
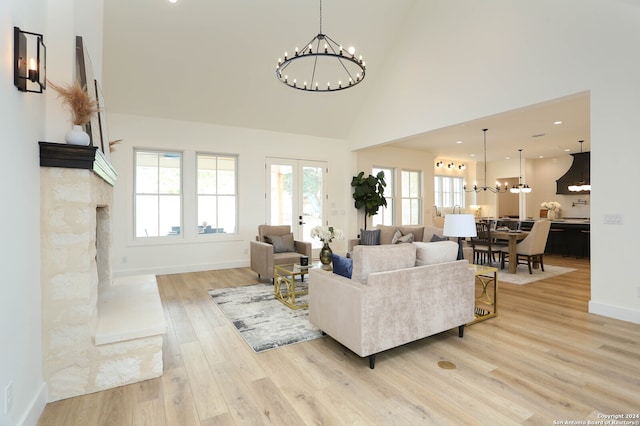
{"left": 250, "top": 225, "right": 312, "bottom": 282}
{"left": 499, "top": 220, "right": 552, "bottom": 274}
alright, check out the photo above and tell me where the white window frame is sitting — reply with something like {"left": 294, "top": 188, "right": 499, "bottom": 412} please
{"left": 372, "top": 166, "right": 395, "bottom": 227}
{"left": 434, "top": 175, "right": 466, "bottom": 209}
{"left": 196, "top": 153, "right": 239, "bottom": 236}
{"left": 134, "top": 149, "right": 183, "bottom": 239}
{"left": 401, "top": 169, "right": 422, "bottom": 225}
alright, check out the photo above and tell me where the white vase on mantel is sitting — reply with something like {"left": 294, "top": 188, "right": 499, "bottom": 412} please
{"left": 547, "top": 209, "right": 556, "bottom": 220}
{"left": 65, "top": 125, "right": 90, "bottom": 146}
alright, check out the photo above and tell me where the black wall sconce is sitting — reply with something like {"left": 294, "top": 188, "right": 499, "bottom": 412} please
{"left": 14, "top": 26, "right": 46, "bottom": 93}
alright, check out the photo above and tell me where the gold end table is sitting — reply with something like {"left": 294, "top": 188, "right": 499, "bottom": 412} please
{"left": 273, "top": 263, "right": 319, "bottom": 310}
{"left": 468, "top": 264, "right": 498, "bottom": 325}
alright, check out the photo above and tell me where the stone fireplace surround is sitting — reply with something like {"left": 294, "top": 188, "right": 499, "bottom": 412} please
{"left": 40, "top": 142, "right": 166, "bottom": 401}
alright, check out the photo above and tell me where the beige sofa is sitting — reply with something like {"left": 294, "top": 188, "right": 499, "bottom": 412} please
{"left": 309, "top": 241, "right": 475, "bottom": 368}
{"left": 349, "top": 224, "right": 472, "bottom": 261}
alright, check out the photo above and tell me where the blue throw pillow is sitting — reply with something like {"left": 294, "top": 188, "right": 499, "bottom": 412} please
{"left": 332, "top": 254, "right": 353, "bottom": 279}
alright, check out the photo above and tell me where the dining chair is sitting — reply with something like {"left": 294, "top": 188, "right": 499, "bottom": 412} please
{"left": 499, "top": 220, "right": 552, "bottom": 274}
{"left": 469, "top": 221, "right": 505, "bottom": 266}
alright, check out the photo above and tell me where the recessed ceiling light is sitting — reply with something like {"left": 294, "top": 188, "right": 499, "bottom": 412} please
{"left": 169, "top": 0, "right": 177, "bottom": 3}
{"left": 539, "top": 155, "right": 544, "bottom": 158}
{"left": 505, "top": 157, "right": 511, "bottom": 160}
{"left": 564, "top": 148, "right": 571, "bottom": 152}
{"left": 470, "top": 154, "right": 476, "bottom": 157}
{"left": 456, "top": 140, "right": 462, "bottom": 144}
{"left": 554, "top": 121, "right": 563, "bottom": 125}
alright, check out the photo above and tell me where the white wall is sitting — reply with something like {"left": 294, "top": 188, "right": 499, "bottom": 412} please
{"left": 1, "top": 1, "right": 47, "bottom": 424}
{"left": 1, "top": 0, "right": 103, "bottom": 423}
{"left": 108, "top": 113, "right": 354, "bottom": 276}
{"left": 349, "top": 0, "right": 640, "bottom": 323}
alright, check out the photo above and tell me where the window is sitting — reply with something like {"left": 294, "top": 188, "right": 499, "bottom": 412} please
{"left": 434, "top": 175, "right": 465, "bottom": 209}
{"left": 135, "top": 150, "right": 182, "bottom": 237}
{"left": 401, "top": 170, "right": 421, "bottom": 225}
{"left": 372, "top": 167, "right": 394, "bottom": 226}
{"left": 197, "top": 154, "right": 237, "bottom": 234}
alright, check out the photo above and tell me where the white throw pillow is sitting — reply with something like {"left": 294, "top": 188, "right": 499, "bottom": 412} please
{"left": 414, "top": 241, "right": 459, "bottom": 266}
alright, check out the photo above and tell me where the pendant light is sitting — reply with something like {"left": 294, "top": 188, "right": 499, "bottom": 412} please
{"left": 464, "top": 129, "right": 509, "bottom": 193}
{"left": 510, "top": 149, "right": 532, "bottom": 193}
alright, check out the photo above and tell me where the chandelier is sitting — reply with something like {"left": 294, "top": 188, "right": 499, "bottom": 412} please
{"left": 510, "top": 149, "right": 532, "bottom": 193}
{"left": 275, "top": 0, "right": 366, "bottom": 92}
{"left": 568, "top": 140, "right": 591, "bottom": 192}
{"left": 464, "top": 129, "right": 509, "bottom": 193}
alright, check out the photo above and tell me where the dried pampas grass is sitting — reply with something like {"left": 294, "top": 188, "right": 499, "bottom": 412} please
{"left": 109, "top": 139, "right": 123, "bottom": 153}
{"left": 49, "top": 80, "right": 99, "bottom": 125}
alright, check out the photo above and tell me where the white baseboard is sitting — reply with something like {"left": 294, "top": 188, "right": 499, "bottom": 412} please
{"left": 113, "top": 259, "right": 250, "bottom": 278}
{"left": 589, "top": 300, "right": 640, "bottom": 325}
{"left": 18, "top": 382, "right": 47, "bottom": 426}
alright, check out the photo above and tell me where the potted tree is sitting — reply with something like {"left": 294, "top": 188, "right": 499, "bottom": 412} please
{"left": 351, "top": 171, "right": 387, "bottom": 230}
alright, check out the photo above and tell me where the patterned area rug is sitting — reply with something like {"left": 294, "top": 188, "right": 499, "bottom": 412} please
{"left": 208, "top": 283, "right": 323, "bottom": 353}
{"left": 493, "top": 264, "right": 577, "bottom": 285}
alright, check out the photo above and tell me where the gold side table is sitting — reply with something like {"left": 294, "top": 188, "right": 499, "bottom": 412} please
{"left": 468, "top": 264, "right": 498, "bottom": 325}
{"left": 274, "top": 263, "right": 313, "bottom": 310}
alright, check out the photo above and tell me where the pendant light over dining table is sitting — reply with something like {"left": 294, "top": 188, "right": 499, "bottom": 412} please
{"left": 510, "top": 149, "right": 532, "bottom": 193}
{"left": 464, "top": 129, "right": 509, "bottom": 193}
{"left": 275, "top": 0, "right": 366, "bottom": 92}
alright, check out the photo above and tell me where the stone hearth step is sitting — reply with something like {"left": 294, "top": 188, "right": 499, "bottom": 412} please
{"left": 95, "top": 274, "right": 166, "bottom": 345}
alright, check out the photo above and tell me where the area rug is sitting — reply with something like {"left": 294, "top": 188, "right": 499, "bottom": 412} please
{"left": 496, "top": 264, "right": 576, "bottom": 285}
{"left": 208, "top": 283, "right": 323, "bottom": 353}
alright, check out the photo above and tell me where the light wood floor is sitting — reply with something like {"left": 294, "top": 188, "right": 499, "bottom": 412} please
{"left": 38, "top": 255, "right": 640, "bottom": 425}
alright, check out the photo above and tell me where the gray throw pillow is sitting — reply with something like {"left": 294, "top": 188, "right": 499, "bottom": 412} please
{"left": 360, "top": 228, "right": 381, "bottom": 245}
{"left": 397, "top": 233, "right": 414, "bottom": 244}
{"left": 265, "top": 233, "right": 296, "bottom": 253}
{"left": 430, "top": 234, "right": 449, "bottom": 242}
{"left": 392, "top": 229, "right": 414, "bottom": 244}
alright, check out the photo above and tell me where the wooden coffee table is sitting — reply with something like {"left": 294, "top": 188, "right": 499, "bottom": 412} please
{"left": 274, "top": 263, "right": 315, "bottom": 310}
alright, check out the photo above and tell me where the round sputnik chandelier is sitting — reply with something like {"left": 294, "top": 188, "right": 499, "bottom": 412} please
{"left": 275, "top": 0, "right": 366, "bottom": 92}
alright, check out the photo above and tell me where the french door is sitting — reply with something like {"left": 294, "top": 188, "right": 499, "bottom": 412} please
{"left": 266, "top": 158, "right": 326, "bottom": 248}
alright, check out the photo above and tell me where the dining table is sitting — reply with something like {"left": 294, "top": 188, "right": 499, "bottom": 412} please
{"left": 491, "top": 230, "right": 529, "bottom": 274}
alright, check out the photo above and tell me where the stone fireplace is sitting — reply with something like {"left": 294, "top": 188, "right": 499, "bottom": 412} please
{"left": 40, "top": 143, "right": 165, "bottom": 401}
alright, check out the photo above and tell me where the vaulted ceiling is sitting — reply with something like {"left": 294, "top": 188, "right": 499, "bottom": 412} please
{"left": 103, "top": 0, "right": 590, "bottom": 160}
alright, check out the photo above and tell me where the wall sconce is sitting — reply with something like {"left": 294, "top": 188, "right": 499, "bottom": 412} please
{"left": 458, "top": 163, "right": 466, "bottom": 170}
{"left": 447, "top": 162, "right": 455, "bottom": 169}
{"left": 435, "top": 160, "right": 444, "bottom": 168}
{"left": 14, "top": 26, "right": 46, "bottom": 93}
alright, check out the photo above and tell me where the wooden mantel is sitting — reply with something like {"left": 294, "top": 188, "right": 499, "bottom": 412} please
{"left": 39, "top": 141, "right": 117, "bottom": 186}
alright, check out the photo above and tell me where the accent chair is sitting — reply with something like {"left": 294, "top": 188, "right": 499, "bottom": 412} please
{"left": 250, "top": 225, "right": 312, "bottom": 282}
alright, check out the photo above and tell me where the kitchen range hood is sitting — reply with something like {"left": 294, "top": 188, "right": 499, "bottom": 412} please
{"left": 556, "top": 151, "right": 590, "bottom": 194}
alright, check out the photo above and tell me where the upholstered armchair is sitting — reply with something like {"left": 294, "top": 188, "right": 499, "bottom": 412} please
{"left": 250, "top": 225, "right": 312, "bottom": 281}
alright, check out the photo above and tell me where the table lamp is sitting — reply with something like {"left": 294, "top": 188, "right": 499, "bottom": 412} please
{"left": 443, "top": 214, "right": 477, "bottom": 260}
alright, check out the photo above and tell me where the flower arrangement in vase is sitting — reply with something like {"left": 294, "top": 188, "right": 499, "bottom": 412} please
{"left": 49, "top": 80, "right": 98, "bottom": 146}
{"left": 541, "top": 201, "right": 561, "bottom": 220}
{"left": 310, "top": 226, "right": 344, "bottom": 265}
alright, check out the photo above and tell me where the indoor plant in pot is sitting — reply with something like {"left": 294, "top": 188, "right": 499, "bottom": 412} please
{"left": 49, "top": 80, "right": 98, "bottom": 146}
{"left": 351, "top": 171, "right": 387, "bottom": 230}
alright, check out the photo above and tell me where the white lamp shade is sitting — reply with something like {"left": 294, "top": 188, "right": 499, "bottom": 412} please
{"left": 443, "top": 214, "right": 477, "bottom": 238}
